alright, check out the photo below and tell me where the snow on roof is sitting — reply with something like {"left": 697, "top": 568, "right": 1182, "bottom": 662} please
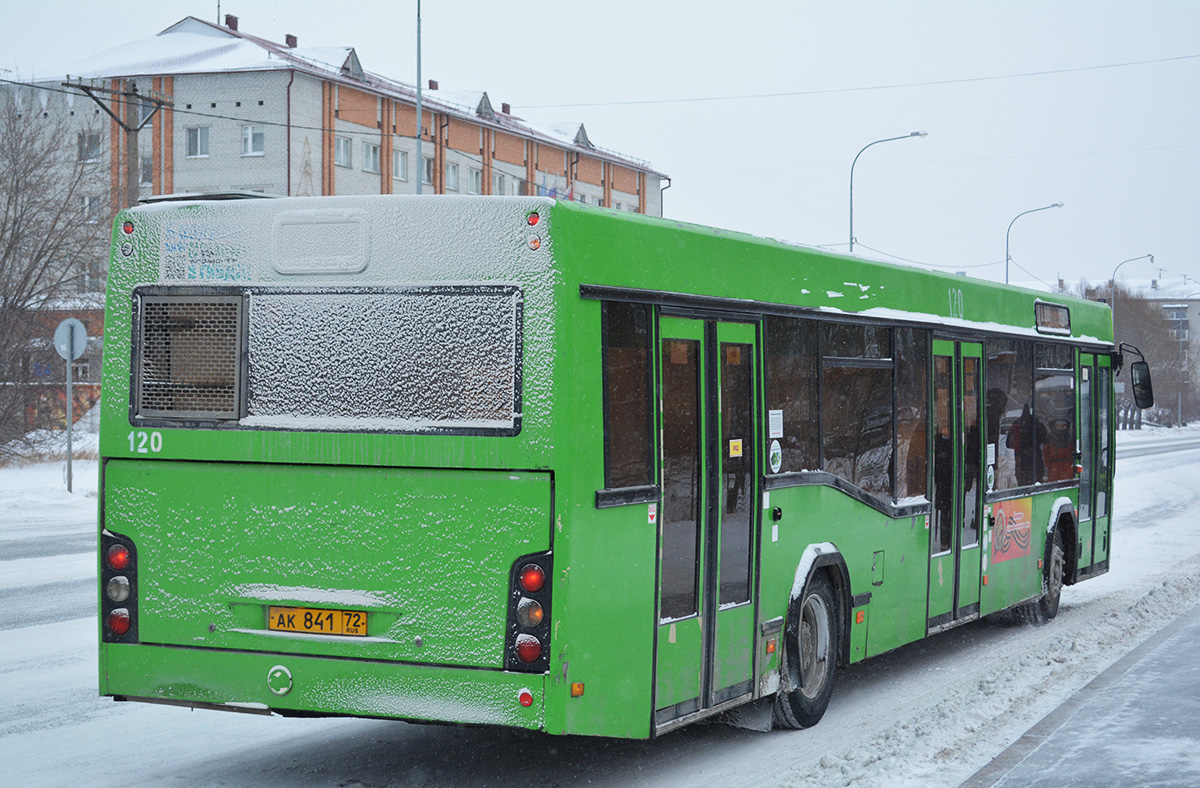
{"left": 27, "top": 16, "right": 663, "bottom": 176}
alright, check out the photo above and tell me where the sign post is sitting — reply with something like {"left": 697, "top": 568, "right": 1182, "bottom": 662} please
{"left": 53, "top": 318, "right": 88, "bottom": 492}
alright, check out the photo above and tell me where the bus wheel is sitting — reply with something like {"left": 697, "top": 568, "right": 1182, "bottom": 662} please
{"left": 1016, "top": 527, "right": 1065, "bottom": 625}
{"left": 773, "top": 571, "right": 838, "bottom": 729}
{"left": 1036, "top": 527, "right": 1065, "bottom": 622}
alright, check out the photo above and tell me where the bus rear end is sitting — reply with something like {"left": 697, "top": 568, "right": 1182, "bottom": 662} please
{"left": 99, "top": 195, "right": 559, "bottom": 729}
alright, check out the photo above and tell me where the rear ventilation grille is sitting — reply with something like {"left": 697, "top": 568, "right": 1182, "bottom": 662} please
{"left": 136, "top": 296, "right": 243, "bottom": 419}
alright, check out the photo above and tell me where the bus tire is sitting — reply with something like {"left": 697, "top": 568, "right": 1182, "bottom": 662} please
{"left": 773, "top": 571, "right": 838, "bottom": 729}
{"left": 1014, "top": 526, "right": 1065, "bottom": 625}
{"left": 1035, "top": 526, "right": 1066, "bottom": 622}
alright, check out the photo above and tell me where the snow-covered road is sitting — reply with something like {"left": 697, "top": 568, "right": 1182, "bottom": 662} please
{"left": 2, "top": 428, "right": 1198, "bottom": 788}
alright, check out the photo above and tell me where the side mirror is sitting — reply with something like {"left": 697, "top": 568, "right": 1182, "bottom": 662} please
{"left": 1130, "top": 361, "right": 1154, "bottom": 409}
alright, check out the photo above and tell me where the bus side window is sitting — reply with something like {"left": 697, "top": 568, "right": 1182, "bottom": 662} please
{"left": 600, "top": 301, "right": 654, "bottom": 489}
{"left": 895, "top": 327, "right": 929, "bottom": 501}
{"left": 821, "top": 323, "right": 893, "bottom": 499}
{"left": 764, "top": 315, "right": 819, "bottom": 473}
{"left": 1034, "top": 344, "right": 1076, "bottom": 483}
{"left": 987, "top": 339, "right": 1035, "bottom": 489}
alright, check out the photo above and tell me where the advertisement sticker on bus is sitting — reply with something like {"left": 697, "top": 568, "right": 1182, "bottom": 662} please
{"left": 991, "top": 498, "right": 1033, "bottom": 564}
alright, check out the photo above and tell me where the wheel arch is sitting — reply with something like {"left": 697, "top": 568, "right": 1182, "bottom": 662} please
{"left": 789, "top": 543, "right": 852, "bottom": 667}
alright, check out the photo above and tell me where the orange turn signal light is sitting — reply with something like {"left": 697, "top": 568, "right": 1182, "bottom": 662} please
{"left": 765, "top": 638, "right": 776, "bottom": 655}
{"left": 570, "top": 682, "right": 585, "bottom": 697}
{"left": 982, "top": 575, "right": 989, "bottom": 586}
{"left": 855, "top": 610, "right": 865, "bottom": 624}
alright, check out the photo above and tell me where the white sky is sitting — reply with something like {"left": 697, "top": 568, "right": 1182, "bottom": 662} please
{"left": 4, "top": 1, "right": 1198, "bottom": 289}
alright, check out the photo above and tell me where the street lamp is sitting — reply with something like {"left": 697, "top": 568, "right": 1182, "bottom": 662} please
{"left": 1004, "top": 203, "right": 1062, "bottom": 285}
{"left": 849, "top": 131, "right": 927, "bottom": 253}
{"left": 1108, "top": 253, "right": 1153, "bottom": 306}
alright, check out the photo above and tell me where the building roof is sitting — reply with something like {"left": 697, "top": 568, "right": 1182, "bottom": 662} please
{"left": 39, "top": 16, "right": 662, "bottom": 177}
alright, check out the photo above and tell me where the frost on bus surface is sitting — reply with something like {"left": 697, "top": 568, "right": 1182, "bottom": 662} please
{"left": 243, "top": 291, "right": 519, "bottom": 431}
{"left": 109, "top": 196, "right": 559, "bottom": 440}
{"left": 104, "top": 475, "right": 544, "bottom": 665}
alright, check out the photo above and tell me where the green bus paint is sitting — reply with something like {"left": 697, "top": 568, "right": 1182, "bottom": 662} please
{"left": 99, "top": 195, "right": 1126, "bottom": 738}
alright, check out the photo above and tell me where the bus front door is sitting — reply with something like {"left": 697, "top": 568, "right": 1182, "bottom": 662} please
{"left": 654, "top": 317, "right": 758, "bottom": 728}
{"left": 928, "top": 340, "right": 984, "bottom": 631}
{"left": 1078, "top": 353, "right": 1114, "bottom": 572}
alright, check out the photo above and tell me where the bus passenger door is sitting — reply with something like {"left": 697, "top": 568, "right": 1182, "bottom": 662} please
{"left": 1079, "top": 353, "right": 1114, "bottom": 570}
{"left": 654, "top": 317, "right": 759, "bottom": 728}
{"left": 928, "top": 340, "right": 984, "bottom": 631}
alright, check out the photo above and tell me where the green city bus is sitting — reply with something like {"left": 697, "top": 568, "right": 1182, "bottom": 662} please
{"left": 98, "top": 195, "right": 1150, "bottom": 738}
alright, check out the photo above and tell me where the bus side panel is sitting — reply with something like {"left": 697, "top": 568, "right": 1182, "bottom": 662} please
{"left": 979, "top": 491, "right": 1074, "bottom": 615}
{"left": 540, "top": 294, "right": 657, "bottom": 739}
{"left": 758, "top": 485, "right": 928, "bottom": 664}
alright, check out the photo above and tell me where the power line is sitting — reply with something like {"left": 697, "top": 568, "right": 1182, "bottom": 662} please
{"left": 518, "top": 53, "right": 1200, "bottom": 109}
{"left": 849, "top": 242, "right": 1005, "bottom": 270}
{"left": 670, "top": 143, "right": 1200, "bottom": 175}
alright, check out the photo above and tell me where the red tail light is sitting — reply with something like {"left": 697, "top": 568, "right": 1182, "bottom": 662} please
{"left": 518, "top": 564, "right": 545, "bottom": 593}
{"left": 515, "top": 634, "right": 542, "bottom": 664}
{"left": 107, "top": 608, "right": 131, "bottom": 636}
{"left": 107, "top": 544, "right": 131, "bottom": 571}
{"left": 508, "top": 553, "right": 551, "bottom": 671}
{"left": 101, "top": 532, "right": 138, "bottom": 643}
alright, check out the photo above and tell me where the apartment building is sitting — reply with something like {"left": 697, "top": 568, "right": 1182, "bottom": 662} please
{"left": 43, "top": 14, "right": 666, "bottom": 216}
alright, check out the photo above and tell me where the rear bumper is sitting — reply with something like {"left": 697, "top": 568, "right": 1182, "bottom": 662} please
{"left": 100, "top": 642, "right": 546, "bottom": 730}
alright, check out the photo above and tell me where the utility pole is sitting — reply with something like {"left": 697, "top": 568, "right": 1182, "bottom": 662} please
{"left": 63, "top": 77, "right": 173, "bottom": 209}
{"left": 416, "top": 0, "right": 423, "bottom": 195}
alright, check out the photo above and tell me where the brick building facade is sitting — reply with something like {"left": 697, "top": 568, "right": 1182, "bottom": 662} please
{"left": 52, "top": 15, "right": 665, "bottom": 216}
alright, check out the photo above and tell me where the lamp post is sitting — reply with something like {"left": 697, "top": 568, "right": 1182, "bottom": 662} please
{"left": 1108, "top": 253, "right": 1153, "bottom": 307}
{"left": 1004, "top": 203, "right": 1062, "bottom": 285}
{"left": 849, "top": 131, "right": 926, "bottom": 253}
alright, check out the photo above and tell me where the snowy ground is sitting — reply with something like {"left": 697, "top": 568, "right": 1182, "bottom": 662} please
{"left": 2, "top": 426, "right": 1198, "bottom": 788}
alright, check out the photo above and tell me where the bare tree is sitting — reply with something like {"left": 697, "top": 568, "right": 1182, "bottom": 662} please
{"left": 0, "top": 81, "right": 110, "bottom": 454}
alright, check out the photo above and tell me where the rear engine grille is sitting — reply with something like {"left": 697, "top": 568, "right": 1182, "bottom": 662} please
{"left": 136, "top": 296, "right": 242, "bottom": 419}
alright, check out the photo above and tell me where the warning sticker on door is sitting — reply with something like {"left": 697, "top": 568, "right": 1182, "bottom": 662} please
{"left": 729, "top": 439, "right": 743, "bottom": 458}
{"left": 768, "top": 410, "right": 784, "bottom": 439}
{"left": 648, "top": 502, "right": 658, "bottom": 525}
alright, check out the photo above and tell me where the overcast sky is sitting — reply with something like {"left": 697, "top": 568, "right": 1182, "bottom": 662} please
{"left": 5, "top": 1, "right": 1198, "bottom": 290}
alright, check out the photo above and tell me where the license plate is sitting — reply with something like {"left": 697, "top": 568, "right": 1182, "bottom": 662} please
{"left": 267, "top": 606, "right": 368, "bottom": 637}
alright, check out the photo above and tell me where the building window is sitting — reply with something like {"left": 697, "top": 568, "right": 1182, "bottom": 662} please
{"left": 138, "top": 99, "right": 155, "bottom": 126}
{"left": 241, "top": 125, "right": 265, "bottom": 156}
{"left": 140, "top": 154, "right": 153, "bottom": 187}
{"left": 613, "top": 201, "right": 623, "bottom": 211}
{"left": 422, "top": 157, "right": 434, "bottom": 186}
{"left": 71, "top": 358, "right": 90, "bottom": 381}
{"left": 493, "top": 172, "right": 505, "bottom": 195}
{"left": 468, "top": 167, "right": 483, "bottom": 194}
{"left": 363, "top": 141, "right": 380, "bottom": 173}
{"left": 334, "top": 136, "right": 352, "bottom": 168}
{"left": 393, "top": 149, "right": 408, "bottom": 181}
{"left": 445, "top": 162, "right": 460, "bottom": 191}
{"left": 78, "top": 132, "right": 101, "bottom": 163}
{"left": 80, "top": 196, "right": 101, "bottom": 223}
{"left": 186, "top": 126, "right": 209, "bottom": 157}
